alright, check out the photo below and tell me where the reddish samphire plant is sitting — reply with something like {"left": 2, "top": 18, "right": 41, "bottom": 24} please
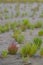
{"left": 8, "top": 42, "right": 18, "bottom": 55}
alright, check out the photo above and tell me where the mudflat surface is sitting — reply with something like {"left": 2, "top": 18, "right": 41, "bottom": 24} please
{"left": 0, "top": 3, "right": 43, "bottom": 65}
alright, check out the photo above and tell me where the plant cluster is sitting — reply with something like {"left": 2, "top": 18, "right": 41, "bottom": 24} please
{"left": 12, "top": 29, "right": 24, "bottom": 44}
{"left": 12, "top": 29, "right": 21, "bottom": 39}
{"left": 33, "top": 37, "right": 42, "bottom": 49}
{"left": 1, "top": 42, "right": 18, "bottom": 57}
{"left": 20, "top": 19, "right": 42, "bottom": 31}
{"left": 0, "top": 19, "right": 43, "bottom": 34}
{"left": 1, "top": 37, "right": 43, "bottom": 58}
{"left": 16, "top": 34, "right": 24, "bottom": 44}
{"left": 4, "top": 14, "right": 9, "bottom": 19}
{"left": 20, "top": 37, "right": 43, "bottom": 57}
{"left": 20, "top": 19, "right": 31, "bottom": 31}
{"left": 34, "top": 21, "right": 42, "bottom": 28}
{"left": 0, "top": 23, "right": 9, "bottom": 33}
{"left": 10, "top": 22, "right": 17, "bottom": 30}
{"left": 38, "top": 30, "right": 43, "bottom": 36}
{"left": 20, "top": 43, "right": 38, "bottom": 57}
{"left": 4, "top": 8, "right": 8, "bottom": 13}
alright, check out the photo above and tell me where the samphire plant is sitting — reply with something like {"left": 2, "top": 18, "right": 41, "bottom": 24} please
{"left": 20, "top": 25, "right": 27, "bottom": 31}
{"left": 17, "top": 21, "right": 22, "bottom": 27}
{"left": 20, "top": 43, "right": 38, "bottom": 57}
{"left": 8, "top": 42, "right": 18, "bottom": 55}
{"left": 0, "top": 23, "right": 10, "bottom": 33}
{"left": 0, "top": 26, "right": 5, "bottom": 33}
{"left": 40, "top": 48, "right": 43, "bottom": 57}
{"left": 10, "top": 22, "right": 18, "bottom": 31}
{"left": 29, "top": 24, "right": 35, "bottom": 30}
{"left": 1, "top": 50, "right": 8, "bottom": 58}
{"left": 20, "top": 19, "right": 31, "bottom": 31}
{"left": 12, "top": 29, "right": 21, "bottom": 40}
{"left": 4, "top": 23, "right": 9, "bottom": 32}
{"left": 20, "top": 45, "right": 27, "bottom": 57}
{"left": 16, "top": 34, "right": 24, "bottom": 44}
{"left": 29, "top": 44, "right": 38, "bottom": 57}
{"left": 4, "top": 8, "right": 8, "bottom": 13}
{"left": 22, "top": 19, "right": 29, "bottom": 26}
{"left": 5, "top": 14, "right": 9, "bottom": 19}
{"left": 38, "top": 30, "right": 43, "bottom": 36}
{"left": 34, "top": 21, "right": 42, "bottom": 28}
{"left": 33, "top": 37, "right": 42, "bottom": 49}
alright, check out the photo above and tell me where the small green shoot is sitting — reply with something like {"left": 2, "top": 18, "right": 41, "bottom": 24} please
{"left": 1, "top": 50, "right": 8, "bottom": 58}
{"left": 38, "top": 30, "right": 43, "bottom": 36}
